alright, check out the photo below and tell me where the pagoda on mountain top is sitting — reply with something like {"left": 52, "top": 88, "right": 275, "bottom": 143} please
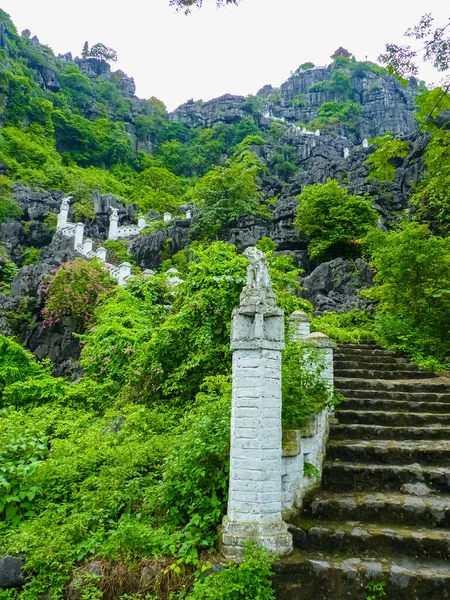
{"left": 331, "top": 47, "right": 352, "bottom": 60}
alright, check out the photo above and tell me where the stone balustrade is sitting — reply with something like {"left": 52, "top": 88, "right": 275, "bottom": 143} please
{"left": 222, "top": 273, "right": 335, "bottom": 559}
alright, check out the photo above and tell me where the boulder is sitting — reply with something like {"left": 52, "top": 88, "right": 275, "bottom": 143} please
{"left": 131, "top": 223, "right": 190, "bottom": 270}
{"left": 0, "top": 555, "right": 25, "bottom": 589}
{"left": 301, "top": 258, "right": 373, "bottom": 313}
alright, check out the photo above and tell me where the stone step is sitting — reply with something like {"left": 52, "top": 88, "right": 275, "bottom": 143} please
{"left": 335, "top": 369, "right": 438, "bottom": 380}
{"left": 273, "top": 550, "right": 450, "bottom": 600}
{"left": 336, "top": 347, "right": 401, "bottom": 357}
{"left": 327, "top": 439, "right": 450, "bottom": 466}
{"left": 337, "top": 410, "right": 450, "bottom": 427}
{"left": 304, "top": 491, "right": 450, "bottom": 529}
{"left": 340, "top": 397, "right": 450, "bottom": 413}
{"left": 335, "top": 378, "right": 450, "bottom": 393}
{"left": 322, "top": 462, "right": 450, "bottom": 494}
{"left": 338, "top": 343, "right": 382, "bottom": 350}
{"left": 289, "top": 520, "right": 450, "bottom": 560}
{"left": 334, "top": 352, "right": 409, "bottom": 365}
{"left": 329, "top": 424, "right": 450, "bottom": 441}
{"left": 335, "top": 360, "right": 420, "bottom": 371}
{"left": 338, "top": 388, "right": 450, "bottom": 403}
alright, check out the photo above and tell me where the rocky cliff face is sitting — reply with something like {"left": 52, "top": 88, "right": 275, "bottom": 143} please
{"left": 170, "top": 64, "right": 420, "bottom": 142}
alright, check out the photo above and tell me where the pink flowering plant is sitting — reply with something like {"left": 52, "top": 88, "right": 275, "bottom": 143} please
{"left": 41, "top": 258, "right": 115, "bottom": 331}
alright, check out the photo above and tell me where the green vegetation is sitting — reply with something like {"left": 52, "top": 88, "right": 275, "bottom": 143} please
{"left": 0, "top": 240, "right": 321, "bottom": 599}
{"left": 187, "top": 544, "right": 275, "bottom": 599}
{"left": 309, "top": 100, "right": 362, "bottom": 134}
{"left": 311, "top": 310, "right": 376, "bottom": 344}
{"left": 294, "top": 179, "right": 378, "bottom": 260}
{"left": 2, "top": 8, "right": 450, "bottom": 598}
{"left": 363, "top": 222, "right": 450, "bottom": 369}
{"left": 367, "top": 133, "right": 409, "bottom": 181}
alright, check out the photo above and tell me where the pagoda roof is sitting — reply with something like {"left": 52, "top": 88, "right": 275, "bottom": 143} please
{"left": 331, "top": 47, "right": 352, "bottom": 59}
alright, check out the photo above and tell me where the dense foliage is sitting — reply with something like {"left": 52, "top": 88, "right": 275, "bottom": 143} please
{"left": 2, "top": 7, "right": 450, "bottom": 598}
{"left": 363, "top": 222, "right": 450, "bottom": 368}
{"left": 294, "top": 179, "right": 378, "bottom": 260}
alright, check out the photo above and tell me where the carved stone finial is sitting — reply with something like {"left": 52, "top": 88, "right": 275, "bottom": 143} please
{"left": 60, "top": 196, "right": 71, "bottom": 211}
{"left": 110, "top": 207, "right": 119, "bottom": 221}
{"left": 240, "top": 247, "right": 276, "bottom": 309}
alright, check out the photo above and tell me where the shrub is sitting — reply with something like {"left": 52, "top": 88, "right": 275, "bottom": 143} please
{"left": 282, "top": 340, "right": 338, "bottom": 428}
{"left": 0, "top": 176, "right": 22, "bottom": 223}
{"left": 311, "top": 310, "right": 376, "bottom": 343}
{"left": 41, "top": 258, "right": 115, "bottom": 330}
{"left": 0, "top": 412, "right": 48, "bottom": 525}
{"left": 363, "top": 222, "right": 450, "bottom": 366}
{"left": 22, "top": 246, "right": 40, "bottom": 266}
{"left": 295, "top": 179, "right": 378, "bottom": 260}
{"left": 187, "top": 544, "right": 275, "bottom": 600}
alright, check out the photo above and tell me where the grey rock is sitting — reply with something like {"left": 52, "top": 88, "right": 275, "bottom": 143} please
{"left": 225, "top": 215, "right": 271, "bottom": 252}
{"left": 0, "top": 555, "right": 25, "bottom": 589}
{"left": 102, "top": 416, "right": 126, "bottom": 434}
{"left": 431, "top": 110, "right": 450, "bottom": 131}
{"left": 400, "top": 483, "right": 433, "bottom": 497}
{"left": 131, "top": 224, "right": 190, "bottom": 270}
{"left": 0, "top": 24, "right": 7, "bottom": 49}
{"left": 301, "top": 258, "right": 373, "bottom": 313}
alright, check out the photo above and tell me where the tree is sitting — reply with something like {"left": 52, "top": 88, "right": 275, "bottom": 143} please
{"left": 81, "top": 41, "right": 89, "bottom": 59}
{"left": 363, "top": 222, "right": 450, "bottom": 363}
{"left": 294, "top": 179, "right": 378, "bottom": 260}
{"left": 88, "top": 43, "right": 118, "bottom": 64}
{"left": 380, "top": 13, "right": 450, "bottom": 79}
{"left": 192, "top": 152, "right": 262, "bottom": 239}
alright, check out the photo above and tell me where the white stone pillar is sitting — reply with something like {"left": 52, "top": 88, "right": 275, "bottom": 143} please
{"left": 74, "top": 222, "right": 84, "bottom": 250}
{"left": 138, "top": 217, "right": 147, "bottom": 230}
{"left": 185, "top": 210, "right": 192, "bottom": 219}
{"left": 82, "top": 238, "right": 93, "bottom": 255}
{"left": 289, "top": 311, "right": 311, "bottom": 341}
{"left": 57, "top": 197, "right": 70, "bottom": 231}
{"left": 109, "top": 209, "right": 119, "bottom": 241}
{"left": 96, "top": 247, "right": 107, "bottom": 262}
{"left": 305, "top": 332, "right": 335, "bottom": 391}
{"left": 315, "top": 129, "right": 320, "bottom": 136}
{"left": 362, "top": 138, "right": 369, "bottom": 148}
{"left": 163, "top": 212, "right": 172, "bottom": 223}
{"left": 118, "top": 262, "right": 132, "bottom": 287}
{"left": 222, "top": 247, "right": 292, "bottom": 560}
{"left": 343, "top": 147, "right": 349, "bottom": 159}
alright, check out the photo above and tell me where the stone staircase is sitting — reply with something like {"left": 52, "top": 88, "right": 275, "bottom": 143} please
{"left": 274, "top": 342, "right": 450, "bottom": 600}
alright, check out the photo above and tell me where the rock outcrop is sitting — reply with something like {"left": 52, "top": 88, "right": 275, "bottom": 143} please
{"left": 301, "top": 258, "right": 374, "bottom": 313}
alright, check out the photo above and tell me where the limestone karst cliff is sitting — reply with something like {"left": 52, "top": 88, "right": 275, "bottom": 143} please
{"left": 0, "top": 7, "right": 445, "bottom": 375}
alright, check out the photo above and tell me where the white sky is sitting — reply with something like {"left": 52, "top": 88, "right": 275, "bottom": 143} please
{"left": 1, "top": 0, "right": 448, "bottom": 111}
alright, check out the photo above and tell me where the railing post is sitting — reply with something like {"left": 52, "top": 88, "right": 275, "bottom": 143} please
{"left": 222, "top": 247, "right": 292, "bottom": 560}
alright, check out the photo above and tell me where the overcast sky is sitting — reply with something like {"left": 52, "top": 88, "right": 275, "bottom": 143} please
{"left": 1, "top": 0, "right": 448, "bottom": 111}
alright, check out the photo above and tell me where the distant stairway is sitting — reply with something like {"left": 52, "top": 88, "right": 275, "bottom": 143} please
{"left": 274, "top": 342, "right": 450, "bottom": 600}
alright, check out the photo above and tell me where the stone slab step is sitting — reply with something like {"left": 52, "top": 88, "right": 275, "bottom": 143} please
{"left": 335, "top": 349, "right": 407, "bottom": 359}
{"left": 335, "top": 378, "right": 450, "bottom": 393}
{"left": 327, "top": 439, "right": 450, "bottom": 465}
{"left": 334, "top": 355, "right": 409, "bottom": 367}
{"left": 322, "top": 462, "right": 450, "bottom": 493}
{"left": 330, "top": 424, "right": 450, "bottom": 441}
{"left": 338, "top": 343, "right": 381, "bottom": 350}
{"left": 336, "top": 347, "right": 401, "bottom": 357}
{"left": 337, "top": 410, "right": 450, "bottom": 427}
{"left": 338, "top": 388, "right": 450, "bottom": 403}
{"left": 290, "top": 520, "right": 450, "bottom": 560}
{"left": 340, "top": 397, "right": 450, "bottom": 413}
{"left": 273, "top": 550, "right": 450, "bottom": 600}
{"left": 304, "top": 491, "right": 450, "bottom": 528}
{"left": 335, "top": 359, "right": 421, "bottom": 371}
{"left": 335, "top": 369, "right": 438, "bottom": 380}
